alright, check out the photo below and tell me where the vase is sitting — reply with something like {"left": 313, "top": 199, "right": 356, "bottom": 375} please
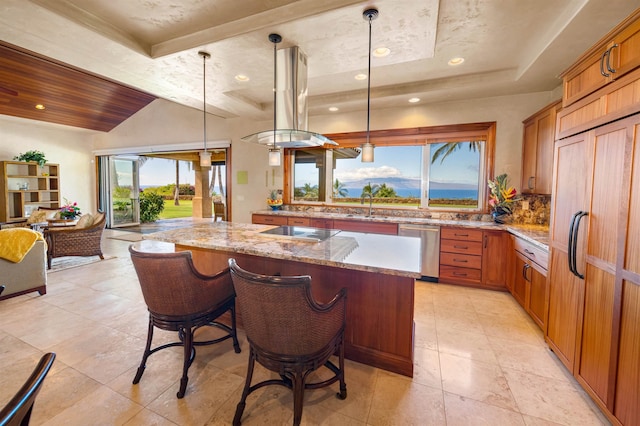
{"left": 269, "top": 204, "right": 282, "bottom": 211}
{"left": 491, "top": 207, "right": 510, "bottom": 224}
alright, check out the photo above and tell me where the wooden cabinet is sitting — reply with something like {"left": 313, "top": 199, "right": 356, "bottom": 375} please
{"left": 287, "top": 216, "right": 310, "bottom": 226}
{"left": 439, "top": 227, "right": 507, "bottom": 290}
{"left": 0, "top": 161, "right": 60, "bottom": 223}
{"left": 252, "top": 214, "right": 287, "bottom": 225}
{"left": 310, "top": 217, "right": 334, "bottom": 229}
{"left": 561, "top": 10, "right": 640, "bottom": 108}
{"left": 547, "top": 111, "right": 640, "bottom": 424}
{"left": 510, "top": 235, "right": 549, "bottom": 330}
{"left": 521, "top": 100, "right": 561, "bottom": 194}
{"left": 331, "top": 219, "right": 397, "bottom": 235}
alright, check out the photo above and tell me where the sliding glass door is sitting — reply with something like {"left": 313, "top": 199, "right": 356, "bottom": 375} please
{"left": 108, "top": 156, "right": 140, "bottom": 227}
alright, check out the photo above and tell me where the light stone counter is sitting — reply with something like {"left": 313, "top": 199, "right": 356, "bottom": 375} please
{"left": 253, "top": 209, "right": 550, "bottom": 251}
{"left": 143, "top": 221, "right": 421, "bottom": 278}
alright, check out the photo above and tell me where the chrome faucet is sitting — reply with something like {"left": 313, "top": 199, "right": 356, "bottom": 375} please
{"left": 361, "top": 193, "right": 373, "bottom": 217}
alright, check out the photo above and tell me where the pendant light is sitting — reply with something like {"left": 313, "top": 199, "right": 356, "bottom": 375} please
{"left": 268, "top": 33, "right": 282, "bottom": 166}
{"left": 361, "top": 8, "right": 378, "bottom": 163}
{"left": 198, "top": 50, "right": 212, "bottom": 167}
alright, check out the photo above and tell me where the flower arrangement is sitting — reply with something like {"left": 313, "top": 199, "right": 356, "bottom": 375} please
{"left": 267, "top": 189, "right": 283, "bottom": 210}
{"left": 488, "top": 173, "right": 520, "bottom": 215}
{"left": 14, "top": 150, "right": 47, "bottom": 167}
{"left": 59, "top": 199, "right": 82, "bottom": 219}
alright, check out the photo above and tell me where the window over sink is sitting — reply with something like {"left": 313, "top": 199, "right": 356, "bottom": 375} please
{"left": 285, "top": 122, "right": 495, "bottom": 212}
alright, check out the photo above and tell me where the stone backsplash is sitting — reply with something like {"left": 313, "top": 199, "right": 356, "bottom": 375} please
{"left": 282, "top": 194, "right": 551, "bottom": 226}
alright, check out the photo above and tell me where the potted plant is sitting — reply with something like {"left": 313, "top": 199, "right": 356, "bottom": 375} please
{"left": 488, "top": 173, "right": 520, "bottom": 223}
{"left": 14, "top": 150, "right": 48, "bottom": 167}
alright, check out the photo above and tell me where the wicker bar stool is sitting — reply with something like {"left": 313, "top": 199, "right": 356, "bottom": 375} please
{"left": 228, "top": 258, "right": 347, "bottom": 426}
{"left": 129, "top": 245, "right": 241, "bottom": 398}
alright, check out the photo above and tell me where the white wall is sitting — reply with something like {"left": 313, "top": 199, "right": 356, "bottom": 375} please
{"left": 0, "top": 116, "right": 97, "bottom": 215}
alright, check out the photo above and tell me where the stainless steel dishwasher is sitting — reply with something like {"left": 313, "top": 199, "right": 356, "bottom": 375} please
{"left": 398, "top": 224, "right": 440, "bottom": 281}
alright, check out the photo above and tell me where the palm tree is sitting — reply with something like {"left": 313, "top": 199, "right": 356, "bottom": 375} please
{"left": 361, "top": 182, "right": 380, "bottom": 197}
{"left": 333, "top": 179, "right": 348, "bottom": 198}
{"left": 302, "top": 183, "right": 319, "bottom": 199}
{"left": 376, "top": 183, "right": 397, "bottom": 198}
{"left": 173, "top": 160, "right": 180, "bottom": 206}
{"left": 431, "top": 141, "right": 482, "bottom": 164}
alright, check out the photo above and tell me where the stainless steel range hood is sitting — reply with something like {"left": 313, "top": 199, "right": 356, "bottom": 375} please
{"left": 242, "top": 46, "right": 338, "bottom": 148}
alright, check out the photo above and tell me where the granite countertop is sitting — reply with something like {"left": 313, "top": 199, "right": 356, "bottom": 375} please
{"left": 143, "top": 222, "right": 421, "bottom": 278}
{"left": 253, "top": 209, "right": 550, "bottom": 251}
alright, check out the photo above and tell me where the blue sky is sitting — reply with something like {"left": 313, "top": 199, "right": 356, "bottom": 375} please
{"left": 139, "top": 158, "right": 198, "bottom": 186}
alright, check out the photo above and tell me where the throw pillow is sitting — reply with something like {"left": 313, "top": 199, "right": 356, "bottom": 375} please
{"left": 75, "top": 213, "right": 94, "bottom": 229}
{"left": 27, "top": 210, "right": 47, "bottom": 224}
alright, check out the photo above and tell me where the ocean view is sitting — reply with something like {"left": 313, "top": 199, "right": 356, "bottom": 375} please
{"left": 340, "top": 187, "right": 478, "bottom": 199}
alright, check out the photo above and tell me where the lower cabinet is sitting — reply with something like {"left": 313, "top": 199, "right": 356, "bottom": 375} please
{"left": 510, "top": 235, "right": 549, "bottom": 331}
{"left": 439, "top": 226, "right": 508, "bottom": 290}
{"left": 252, "top": 214, "right": 287, "bottom": 225}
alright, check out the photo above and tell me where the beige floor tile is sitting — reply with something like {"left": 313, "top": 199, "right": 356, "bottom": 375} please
{"left": 413, "top": 318, "right": 438, "bottom": 351}
{"left": 123, "top": 408, "right": 179, "bottom": 426}
{"left": 434, "top": 308, "right": 485, "bottom": 334}
{"left": 367, "top": 370, "right": 445, "bottom": 425}
{"left": 206, "top": 384, "right": 294, "bottom": 425}
{"left": 503, "top": 368, "right": 609, "bottom": 426}
{"left": 40, "top": 385, "right": 143, "bottom": 426}
{"left": 439, "top": 352, "right": 519, "bottom": 412}
{"left": 412, "top": 346, "right": 442, "bottom": 389}
{"left": 488, "top": 336, "right": 574, "bottom": 382}
{"left": 436, "top": 327, "right": 499, "bottom": 365}
{"left": 146, "top": 362, "right": 244, "bottom": 425}
{"left": 476, "top": 312, "right": 544, "bottom": 346}
{"left": 444, "top": 392, "right": 526, "bottom": 425}
{"left": 521, "top": 415, "right": 566, "bottom": 425}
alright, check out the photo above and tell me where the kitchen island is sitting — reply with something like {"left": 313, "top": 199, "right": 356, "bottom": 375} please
{"left": 141, "top": 221, "right": 421, "bottom": 377}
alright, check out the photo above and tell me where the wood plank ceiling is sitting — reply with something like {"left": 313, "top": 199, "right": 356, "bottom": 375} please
{"left": 0, "top": 41, "right": 156, "bottom": 132}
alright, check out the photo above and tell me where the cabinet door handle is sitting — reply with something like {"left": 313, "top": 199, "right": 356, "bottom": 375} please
{"left": 453, "top": 272, "right": 468, "bottom": 277}
{"left": 568, "top": 210, "right": 581, "bottom": 275}
{"left": 484, "top": 234, "right": 487, "bottom": 249}
{"left": 453, "top": 245, "right": 468, "bottom": 249}
{"left": 572, "top": 211, "right": 589, "bottom": 279}
{"left": 528, "top": 176, "right": 535, "bottom": 190}
{"left": 453, "top": 258, "right": 468, "bottom": 263}
{"left": 524, "top": 248, "right": 535, "bottom": 257}
{"left": 600, "top": 50, "right": 610, "bottom": 77}
{"left": 454, "top": 233, "right": 469, "bottom": 237}
{"left": 522, "top": 264, "right": 531, "bottom": 282}
{"left": 606, "top": 44, "right": 618, "bottom": 74}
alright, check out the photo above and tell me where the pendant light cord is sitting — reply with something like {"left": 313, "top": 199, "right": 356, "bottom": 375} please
{"left": 366, "top": 12, "right": 373, "bottom": 146}
{"left": 198, "top": 51, "right": 211, "bottom": 157}
{"left": 273, "top": 38, "right": 277, "bottom": 150}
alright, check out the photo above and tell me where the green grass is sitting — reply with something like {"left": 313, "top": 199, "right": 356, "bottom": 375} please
{"left": 159, "top": 199, "right": 193, "bottom": 219}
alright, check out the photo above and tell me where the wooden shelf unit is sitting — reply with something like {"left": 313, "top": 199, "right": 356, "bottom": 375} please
{"left": 0, "top": 161, "right": 60, "bottom": 223}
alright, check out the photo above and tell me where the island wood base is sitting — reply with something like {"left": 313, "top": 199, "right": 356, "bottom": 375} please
{"left": 181, "top": 244, "right": 415, "bottom": 377}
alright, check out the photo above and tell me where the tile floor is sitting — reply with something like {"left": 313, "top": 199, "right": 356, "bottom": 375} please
{"left": 0, "top": 229, "right": 611, "bottom": 425}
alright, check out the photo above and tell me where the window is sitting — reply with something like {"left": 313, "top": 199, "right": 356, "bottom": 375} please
{"left": 286, "top": 123, "right": 495, "bottom": 212}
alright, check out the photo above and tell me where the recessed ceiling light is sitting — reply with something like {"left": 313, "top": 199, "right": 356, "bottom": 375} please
{"left": 234, "top": 74, "right": 250, "bottom": 82}
{"left": 448, "top": 57, "right": 465, "bottom": 66}
{"left": 373, "top": 47, "right": 390, "bottom": 57}
{"left": 329, "top": 106, "right": 339, "bottom": 112}
{"left": 35, "top": 104, "right": 45, "bottom": 110}
{"left": 354, "top": 73, "right": 367, "bottom": 80}
{"left": 408, "top": 97, "right": 420, "bottom": 103}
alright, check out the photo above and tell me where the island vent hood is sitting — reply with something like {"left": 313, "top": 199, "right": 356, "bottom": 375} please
{"left": 242, "top": 45, "right": 338, "bottom": 148}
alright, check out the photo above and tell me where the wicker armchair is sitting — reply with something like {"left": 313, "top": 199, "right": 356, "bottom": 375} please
{"left": 228, "top": 258, "right": 347, "bottom": 426}
{"left": 43, "top": 212, "right": 106, "bottom": 269}
{"left": 129, "top": 245, "right": 241, "bottom": 398}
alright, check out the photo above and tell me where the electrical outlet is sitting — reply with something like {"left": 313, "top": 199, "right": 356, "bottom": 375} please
{"left": 522, "top": 200, "right": 529, "bottom": 210}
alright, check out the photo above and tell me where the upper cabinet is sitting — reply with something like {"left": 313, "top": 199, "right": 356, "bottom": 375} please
{"left": 521, "top": 100, "right": 561, "bottom": 195}
{"left": 561, "top": 9, "right": 640, "bottom": 108}
{"left": 0, "top": 161, "right": 60, "bottom": 223}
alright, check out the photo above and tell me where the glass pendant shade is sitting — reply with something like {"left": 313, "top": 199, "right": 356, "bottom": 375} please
{"left": 199, "top": 151, "right": 212, "bottom": 167}
{"left": 268, "top": 148, "right": 281, "bottom": 166}
{"left": 361, "top": 142, "right": 374, "bottom": 162}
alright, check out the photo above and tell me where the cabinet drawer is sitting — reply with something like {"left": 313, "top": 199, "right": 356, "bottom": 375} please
{"left": 440, "top": 252, "right": 482, "bottom": 270}
{"left": 252, "top": 214, "right": 288, "bottom": 225}
{"left": 440, "top": 239, "right": 483, "bottom": 255}
{"left": 440, "top": 265, "right": 482, "bottom": 284}
{"left": 441, "top": 227, "right": 483, "bottom": 241}
{"left": 513, "top": 236, "right": 548, "bottom": 270}
{"left": 310, "top": 218, "right": 334, "bottom": 229}
{"left": 287, "top": 217, "right": 310, "bottom": 226}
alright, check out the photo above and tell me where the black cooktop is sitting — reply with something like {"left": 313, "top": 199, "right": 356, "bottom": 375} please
{"left": 259, "top": 226, "right": 340, "bottom": 242}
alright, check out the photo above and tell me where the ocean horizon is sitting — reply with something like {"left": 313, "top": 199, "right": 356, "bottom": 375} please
{"left": 340, "top": 188, "right": 478, "bottom": 199}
